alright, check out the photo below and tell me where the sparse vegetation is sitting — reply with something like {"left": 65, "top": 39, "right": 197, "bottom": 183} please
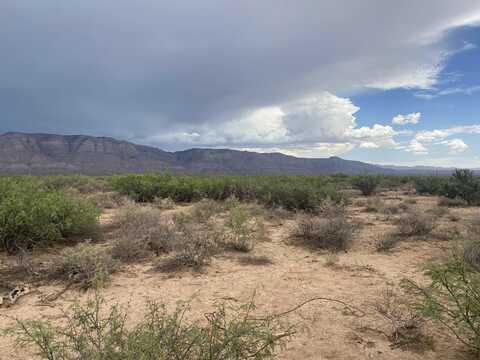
{"left": 375, "top": 233, "right": 400, "bottom": 252}
{"left": 293, "top": 213, "right": 354, "bottom": 251}
{"left": 407, "top": 256, "right": 480, "bottom": 353}
{"left": 49, "top": 242, "right": 118, "bottom": 288}
{"left": 397, "top": 209, "right": 435, "bottom": 237}
{"left": 8, "top": 293, "right": 292, "bottom": 360}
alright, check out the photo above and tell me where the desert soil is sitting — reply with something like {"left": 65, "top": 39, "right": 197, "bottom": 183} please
{"left": 0, "top": 191, "right": 478, "bottom": 360}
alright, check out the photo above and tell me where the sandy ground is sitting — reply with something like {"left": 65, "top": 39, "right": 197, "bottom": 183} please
{"left": 0, "top": 191, "right": 478, "bottom": 360}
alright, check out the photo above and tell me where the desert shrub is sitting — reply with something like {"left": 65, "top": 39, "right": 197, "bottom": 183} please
{"left": 191, "top": 198, "right": 224, "bottom": 223}
{"left": 225, "top": 204, "right": 257, "bottom": 252}
{"left": 112, "top": 204, "right": 176, "bottom": 259}
{"left": 449, "top": 213, "right": 461, "bottom": 222}
{"left": 293, "top": 214, "right": 354, "bottom": 251}
{"left": 0, "top": 178, "right": 100, "bottom": 254}
{"left": 108, "top": 174, "right": 345, "bottom": 212}
{"left": 427, "top": 206, "right": 449, "bottom": 218}
{"left": 153, "top": 196, "right": 175, "bottom": 210}
{"left": 373, "top": 289, "right": 429, "bottom": 350}
{"left": 364, "top": 197, "right": 383, "bottom": 212}
{"left": 49, "top": 242, "right": 118, "bottom": 288}
{"left": 413, "top": 176, "right": 449, "bottom": 195}
{"left": 238, "top": 255, "right": 274, "bottom": 266}
{"left": 324, "top": 252, "right": 340, "bottom": 267}
{"left": 375, "top": 233, "right": 400, "bottom": 252}
{"left": 443, "top": 169, "right": 480, "bottom": 206}
{"left": 438, "top": 197, "right": 467, "bottom": 207}
{"left": 407, "top": 257, "right": 480, "bottom": 353}
{"left": 351, "top": 175, "right": 381, "bottom": 196}
{"left": 397, "top": 210, "right": 434, "bottom": 237}
{"left": 155, "top": 218, "right": 224, "bottom": 272}
{"left": 463, "top": 240, "right": 480, "bottom": 272}
{"left": 382, "top": 204, "right": 401, "bottom": 216}
{"left": 87, "top": 191, "right": 126, "bottom": 209}
{"left": 43, "top": 175, "right": 107, "bottom": 194}
{"left": 8, "top": 294, "right": 292, "bottom": 360}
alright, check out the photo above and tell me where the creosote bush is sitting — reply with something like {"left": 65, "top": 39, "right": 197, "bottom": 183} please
{"left": 8, "top": 293, "right": 292, "bottom": 360}
{"left": 0, "top": 178, "right": 100, "bottom": 254}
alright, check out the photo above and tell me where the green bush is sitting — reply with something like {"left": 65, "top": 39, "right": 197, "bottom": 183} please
{"left": 0, "top": 178, "right": 100, "bottom": 254}
{"left": 8, "top": 294, "right": 292, "bottom": 360}
{"left": 412, "top": 176, "right": 448, "bottom": 195}
{"left": 351, "top": 175, "right": 381, "bottom": 196}
{"left": 443, "top": 169, "right": 480, "bottom": 205}
{"left": 108, "top": 173, "right": 345, "bottom": 212}
{"left": 407, "top": 257, "right": 480, "bottom": 353}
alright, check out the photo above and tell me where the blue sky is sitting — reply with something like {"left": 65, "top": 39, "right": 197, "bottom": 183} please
{"left": 1, "top": 1, "right": 480, "bottom": 167}
{"left": 348, "top": 25, "right": 480, "bottom": 167}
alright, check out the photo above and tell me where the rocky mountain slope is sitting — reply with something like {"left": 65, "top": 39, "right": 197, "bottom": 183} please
{"left": 0, "top": 132, "right": 453, "bottom": 175}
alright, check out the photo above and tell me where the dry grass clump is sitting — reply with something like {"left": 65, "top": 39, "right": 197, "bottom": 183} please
{"left": 375, "top": 233, "right": 400, "bottom": 252}
{"left": 397, "top": 209, "right": 435, "bottom": 237}
{"left": 237, "top": 255, "right": 274, "bottom": 266}
{"left": 153, "top": 196, "right": 175, "bottom": 210}
{"left": 154, "top": 225, "right": 221, "bottom": 272}
{"left": 463, "top": 241, "right": 480, "bottom": 271}
{"left": 49, "top": 242, "right": 118, "bottom": 288}
{"left": 324, "top": 252, "right": 340, "bottom": 267}
{"left": 224, "top": 205, "right": 257, "bottom": 252}
{"left": 426, "top": 205, "right": 449, "bottom": 218}
{"left": 293, "top": 213, "right": 354, "bottom": 251}
{"left": 438, "top": 197, "right": 467, "bottom": 207}
{"left": 111, "top": 203, "right": 176, "bottom": 261}
{"left": 87, "top": 191, "right": 127, "bottom": 209}
{"left": 190, "top": 198, "right": 225, "bottom": 223}
{"left": 373, "top": 289, "right": 431, "bottom": 351}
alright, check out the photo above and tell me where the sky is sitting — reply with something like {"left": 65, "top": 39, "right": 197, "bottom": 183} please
{"left": 1, "top": 1, "right": 480, "bottom": 167}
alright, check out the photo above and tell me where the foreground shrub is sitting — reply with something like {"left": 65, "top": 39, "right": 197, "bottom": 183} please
{"left": 407, "top": 257, "right": 480, "bottom": 353}
{"left": 351, "top": 175, "right": 381, "bottom": 196}
{"left": 373, "top": 289, "right": 429, "bottom": 351}
{"left": 397, "top": 210, "right": 434, "bottom": 237}
{"left": 293, "top": 214, "right": 354, "bottom": 251}
{"left": 9, "top": 294, "right": 292, "bottom": 360}
{"left": 0, "top": 178, "right": 100, "bottom": 254}
{"left": 49, "top": 242, "right": 118, "bottom": 288}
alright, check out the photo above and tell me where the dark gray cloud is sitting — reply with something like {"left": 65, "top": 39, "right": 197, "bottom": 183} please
{"left": 1, "top": 0, "right": 480, "bottom": 150}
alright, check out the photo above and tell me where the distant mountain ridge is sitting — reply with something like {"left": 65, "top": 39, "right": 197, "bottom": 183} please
{"left": 0, "top": 132, "right": 466, "bottom": 175}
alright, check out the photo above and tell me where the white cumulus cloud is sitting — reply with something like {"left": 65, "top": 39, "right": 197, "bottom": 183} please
{"left": 392, "top": 112, "right": 421, "bottom": 125}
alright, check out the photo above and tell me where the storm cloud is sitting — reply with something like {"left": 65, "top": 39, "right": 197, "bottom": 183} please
{"left": 1, "top": 0, "right": 480, "bottom": 154}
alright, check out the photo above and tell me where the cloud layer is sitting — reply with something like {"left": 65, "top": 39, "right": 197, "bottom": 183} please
{"left": 1, "top": 1, "right": 480, "bottom": 157}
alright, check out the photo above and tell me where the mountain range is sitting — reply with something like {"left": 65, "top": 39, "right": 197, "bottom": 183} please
{"left": 0, "top": 132, "right": 470, "bottom": 176}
